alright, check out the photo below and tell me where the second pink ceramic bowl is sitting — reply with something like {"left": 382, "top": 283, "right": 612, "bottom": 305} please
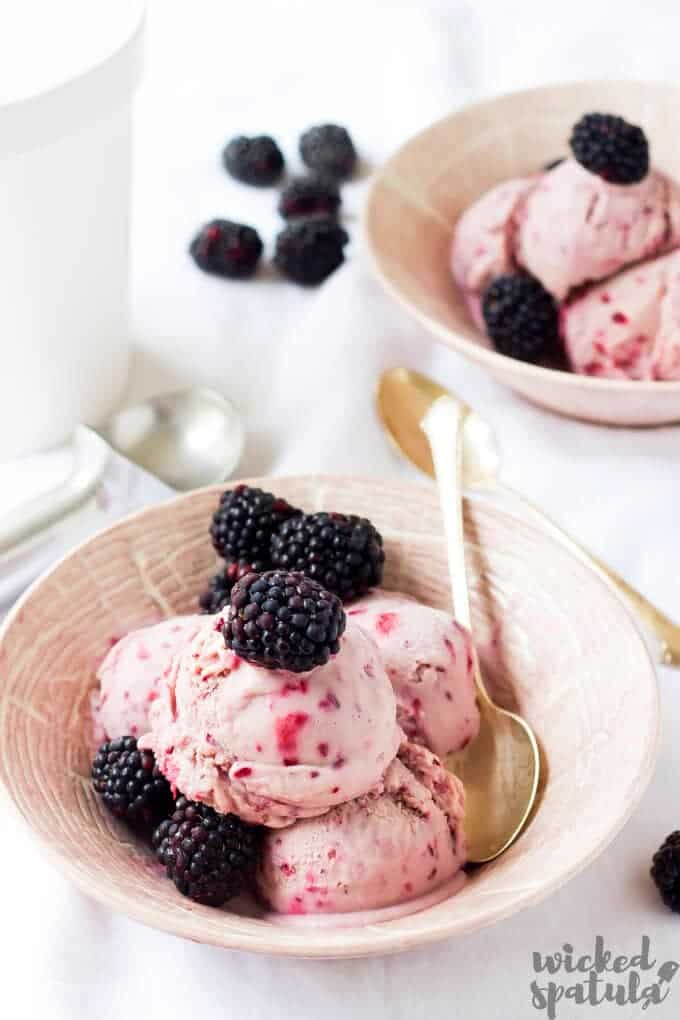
{"left": 366, "top": 79, "right": 680, "bottom": 426}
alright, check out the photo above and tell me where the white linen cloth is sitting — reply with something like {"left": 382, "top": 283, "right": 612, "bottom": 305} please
{"left": 3, "top": 0, "right": 680, "bottom": 1017}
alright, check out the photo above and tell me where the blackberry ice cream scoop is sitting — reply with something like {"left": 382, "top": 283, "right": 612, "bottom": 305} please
{"left": 140, "top": 614, "right": 401, "bottom": 828}
{"left": 348, "top": 589, "right": 480, "bottom": 758}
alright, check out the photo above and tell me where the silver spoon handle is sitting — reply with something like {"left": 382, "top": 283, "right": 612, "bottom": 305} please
{"left": 0, "top": 427, "right": 109, "bottom": 557}
{"left": 420, "top": 396, "right": 472, "bottom": 631}
{"left": 496, "top": 480, "right": 680, "bottom": 667}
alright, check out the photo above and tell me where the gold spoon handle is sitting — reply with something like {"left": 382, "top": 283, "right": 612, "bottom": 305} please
{"left": 420, "top": 397, "right": 472, "bottom": 630}
{"left": 421, "top": 397, "right": 540, "bottom": 863}
{"left": 498, "top": 482, "right": 680, "bottom": 667}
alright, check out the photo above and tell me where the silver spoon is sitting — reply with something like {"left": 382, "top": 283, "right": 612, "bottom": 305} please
{"left": 96, "top": 387, "right": 244, "bottom": 491}
{"left": 377, "top": 367, "right": 680, "bottom": 668}
{"left": 0, "top": 388, "right": 244, "bottom": 555}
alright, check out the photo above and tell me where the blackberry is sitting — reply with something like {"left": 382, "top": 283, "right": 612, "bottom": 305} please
{"left": 274, "top": 217, "right": 349, "bottom": 285}
{"left": 210, "top": 484, "right": 300, "bottom": 563}
{"left": 189, "top": 219, "right": 263, "bottom": 279}
{"left": 482, "top": 273, "right": 558, "bottom": 363}
{"left": 299, "top": 124, "right": 357, "bottom": 179}
{"left": 222, "top": 135, "right": 284, "bottom": 186}
{"left": 153, "top": 796, "right": 261, "bottom": 906}
{"left": 270, "top": 512, "right": 384, "bottom": 601}
{"left": 278, "top": 175, "right": 341, "bottom": 220}
{"left": 91, "top": 737, "right": 173, "bottom": 829}
{"left": 223, "top": 570, "right": 346, "bottom": 672}
{"left": 651, "top": 831, "right": 680, "bottom": 913}
{"left": 198, "top": 561, "right": 255, "bottom": 614}
{"left": 570, "top": 113, "right": 649, "bottom": 185}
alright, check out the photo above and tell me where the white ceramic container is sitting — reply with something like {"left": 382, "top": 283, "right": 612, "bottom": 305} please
{"left": 0, "top": 0, "right": 145, "bottom": 458}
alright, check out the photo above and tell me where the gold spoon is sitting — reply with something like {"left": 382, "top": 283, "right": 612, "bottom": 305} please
{"left": 378, "top": 367, "right": 680, "bottom": 668}
{"left": 420, "top": 395, "right": 540, "bottom": 863}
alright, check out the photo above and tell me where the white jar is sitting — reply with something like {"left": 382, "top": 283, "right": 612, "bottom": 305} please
{"left": 0, "top": 0, "right": 145, "bottom": 459}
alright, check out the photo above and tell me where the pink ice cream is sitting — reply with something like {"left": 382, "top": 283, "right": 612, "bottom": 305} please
{"left": 562, "top": 250, "right": 680, "bottom": 380}
{"left": 141, "top": 615, "right": 402, "bottom": 828}
{"left": 451, "top": 175, "right": 537, "bottom": 311}
{"left": 348, "top": 590, "right": 480, "bottom": 758}
{"left": 451, "top": 151, "right": 680, "bottom": 381}
{"left": 452, "top": 159, "right": 680, "bottom": 330}
{"left": 257, "top": 740, "right": 466, "bottom": 916}
{"left": 92, "top": 615, "right": 202, "bottom": 741}
{"left": 516, "top": 159, "right": 680, "bottom": 301}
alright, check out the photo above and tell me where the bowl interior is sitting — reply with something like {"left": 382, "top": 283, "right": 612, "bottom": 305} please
{"left": 365, "top": 79, "right": 680, "bottom": 425}
{"left": 0, "top": 476, "right": 659, "bottom": 957}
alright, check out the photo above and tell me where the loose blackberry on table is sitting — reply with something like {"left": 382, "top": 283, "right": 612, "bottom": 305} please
{"left": 153, "top": 797, "right": 262, "bottom": 906}
{"left": 274, "top": 217, "right": 349, "bottom": 285}
{"left": 91, "top": 737, "right": 173, "bottom": 829}
{"left": 210, "top": 484, "right": 300, "bottom": 564}
{"left": 223, "top": 570, "right": 346, "bottom": 672}
{"left": 651, "top": 831, "right": 680, "bottom": 913}
{"left": 270, "top": 511, "right": 384, "bottom": 601}
{"left": 278, "top": 175, "right": 341, "bottom": 220}
{"left": 482, "top": 273, "right": 558, "bottom": 363}
{"left": 570, "top": 112, "right": 649, "bottom": 185}
{"left": 189, "top": 219, "right": 263, "bottom": 279}
{"left": 299, "top": 123, "right": 357, "bottom": 179}
{"left": 222, "top": 134, "right": 284, "bottom": 186}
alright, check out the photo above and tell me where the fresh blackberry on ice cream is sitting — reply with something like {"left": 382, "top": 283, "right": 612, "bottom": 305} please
{"left": 189, "top": 219, "right": 263, "bottom": 279}
{"left": 270, "top": 512, "right": 384, "bottom": 601}
{"left": 199, "top": 569, "right": 233, "bottom": 615}
{"left": 651, "top": 831, "right": 680, "bottom": 913}
{"left": 482, "top": 273, "right": 558, "bottom": 363}
{"left": 278, "top": 175, "right": 341, "bottom": 220}
{"left": 223, "top": 570, "right": 346, "bottom": 672}
{"left": 153, "top": 796, "right": 262, "bottom": 906}
{"left": 199, "top": 561, "right": 254, "bottom": 614}
{"left": 91, "top": 737, "right": 173, "bottom": 829}
{"left": 274, "top": 217, "right": 349, "bottom": 285}
{"left": 210, "top": 484, "right": 300, "bottom": 564}
{"left": 570, "top": 113, "right": 649, "bottom": 185}
{"left": 222, "top": 135, "right": 284, "bottom": 186}
{"left": 299, "top": 123, "right": 357, "bottom": 179}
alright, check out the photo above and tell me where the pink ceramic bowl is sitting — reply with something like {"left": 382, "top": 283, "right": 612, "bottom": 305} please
{"left": 365, "top": 79, "right": 680, "bottom": 426}
{"left": 0, "top": 477, "right": 659, "bottom": 957}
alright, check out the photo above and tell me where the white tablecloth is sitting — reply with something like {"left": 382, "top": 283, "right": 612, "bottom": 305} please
{"left": 4, "top": 1, "right": 680, "bottom": 1016}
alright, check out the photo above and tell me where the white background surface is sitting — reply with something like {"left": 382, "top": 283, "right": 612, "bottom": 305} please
{"left": 4, "top": 0, "right": 680, "bottom": 1016}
